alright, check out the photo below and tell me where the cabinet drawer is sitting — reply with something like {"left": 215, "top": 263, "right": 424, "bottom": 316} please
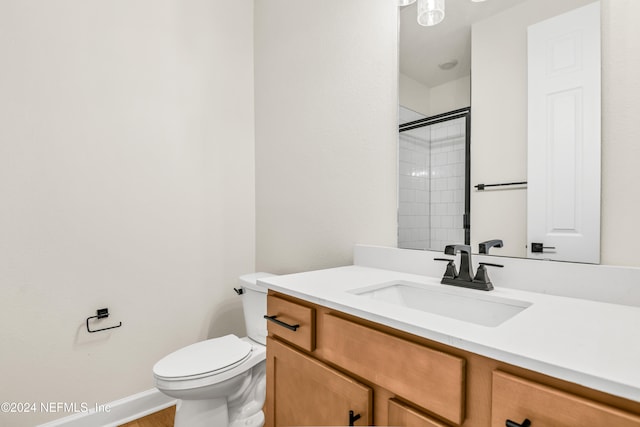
{"left": 491, "top": 371, "right": 640, "bottom": 427}
{"left": 266, "top": 295, "right": 315, "bottom": 352}
{"left": 388, "top": 399, "right": 449, "bottom": 427}
{"left": 320, "top": 313, "right": 465, "bottom": 425}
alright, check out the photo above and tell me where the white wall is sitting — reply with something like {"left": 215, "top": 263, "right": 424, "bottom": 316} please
{"left": 0, "top": 1, "right": 255, "bottom": 426}
{"left": 399, "top": 73, "right": 470, "bottom": 118}
{"left": 255, "top": 0, "right": 398, "bottom": 273}
{"left": 430, "top": 75, "right": 471, "bottom": 116}
{"left": 601, "top": 0, "right": 640, "bottom": 265}
{"left": 470, "top": 0, "right": 596, "bottom": 258}
{"left": 399, "top": 73, "right": 431, "bottom": 116}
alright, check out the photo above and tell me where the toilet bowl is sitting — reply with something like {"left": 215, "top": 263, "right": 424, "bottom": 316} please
{"left": 153, "top": 273, "right": 274, "bottom": 427}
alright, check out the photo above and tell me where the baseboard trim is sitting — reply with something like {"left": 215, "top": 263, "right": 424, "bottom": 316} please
{"left": 37, "top": 389, "right": 176, "bottom": 427}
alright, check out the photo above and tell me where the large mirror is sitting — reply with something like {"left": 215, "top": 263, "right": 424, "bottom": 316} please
{"left": 398, "top": 0, "right": 601, "bottom": 263}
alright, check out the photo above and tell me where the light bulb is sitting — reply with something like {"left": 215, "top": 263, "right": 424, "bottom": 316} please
{"left": 417, "top": 0, "right": 445, "bottom": 26}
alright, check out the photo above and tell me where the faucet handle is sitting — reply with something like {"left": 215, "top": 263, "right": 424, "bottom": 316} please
{"left": 479, "top": 262, "right": 504, "bottom": 268}
{"left": 473, "top": 262, "right": 504, "bottom": 289}
{"left": 434, "top": 258, "right": 457, "bottom": 279}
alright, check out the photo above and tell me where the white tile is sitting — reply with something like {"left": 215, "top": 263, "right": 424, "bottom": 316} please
{"left": 437, "top": 203, "right": 449, "bottom": 216}
{"left": 416, "top": 203, "right": 428, "bottom": 215}
{"left": 435, "top": 178, "right": 448, "bottom": 191}
{"left": 434, "top": 152, "right": 448, "bottom": 166}
{"left": 441, "top": 216, "right": 454, "bottom": 228}
{"left": 447, "top": 151, "right": 458, "bottom": 166}
{"left": 398, "top": 202, "right": 413, "bottom": 214}
{"left": 408, "top": 177, "right": 421, "bottom": 190}
{"left": 399, "top": 147, "right": 412, "bottom": 163}
{"left": 400, "top": 189, "right": 415, "bottom": 202}
{"left": 398, "top": 216, "right": 412, "bottom": 229}
{"left": 399, "top": 175, "right": 411, "bottom": 190}
{"left": 448, "top": 123, "right": 462, "bottom": 138}
{"left": 453, "top": 163, "right": 465, "bottom": 178}
{"left": 435, "top": 228, "right": 448, "bottom": 241}
{"left": 399, "top": 161, "right": 412, "bottom": 176}
{"left": 448, "top": 228, "right": 462, "bottom": 242}
{"left": 440, "top": 190, "right": 454, "bottom": 203}
{"left": 447, "top": 177, "right": 458, "bottom": 190}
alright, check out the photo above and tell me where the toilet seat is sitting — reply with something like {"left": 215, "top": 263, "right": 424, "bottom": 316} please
{"left": 153, "top": 334, "right": 252, "bottom": 381}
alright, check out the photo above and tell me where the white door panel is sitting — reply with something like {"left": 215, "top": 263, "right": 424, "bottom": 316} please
{"left": 527, "top": 2, "right": 600, "bottom": 263}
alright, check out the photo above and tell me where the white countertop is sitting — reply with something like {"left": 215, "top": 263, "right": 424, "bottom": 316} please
{"left": 258, "top": 265, "right": 640, "bottom": 402}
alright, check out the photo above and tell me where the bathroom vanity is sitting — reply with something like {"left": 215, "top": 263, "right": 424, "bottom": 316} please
{"left": 259, "top": 246, "right": 640, "bottom": 427}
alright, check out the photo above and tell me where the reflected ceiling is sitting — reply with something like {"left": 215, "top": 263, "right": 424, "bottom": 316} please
{"left": 399, "top": 0, "right": 529, "bottom": 88}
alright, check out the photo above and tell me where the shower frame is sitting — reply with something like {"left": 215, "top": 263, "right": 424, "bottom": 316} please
{"left": 398, "top": 106, "right": 471, "bottom": 246}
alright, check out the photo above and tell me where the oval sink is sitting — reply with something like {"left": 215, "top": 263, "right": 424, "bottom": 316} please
{"left": 349, "top": 280, "right": 531, "bottom": 327}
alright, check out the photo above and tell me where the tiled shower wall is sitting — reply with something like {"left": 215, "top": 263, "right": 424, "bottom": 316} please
{"left": 399, "top": 122, "right": 430, "bottom": 249}
{"left": 398, "top": 107, "right": 466, "bottom": 251}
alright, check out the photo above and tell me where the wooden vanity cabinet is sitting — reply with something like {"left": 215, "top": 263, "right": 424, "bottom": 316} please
{"left": 264, "top": 294, "right": 315, "bottom": 352}
{"left": 388, "top": 399, "right": 451, "bottom": 427}
{"left": 266, "top": 337, "right": 372, "bottom": 426}
{"left": 265, "top": 291, "right": 640, "bottom": 427}
{"left": 265, "top": 292, "right": 464, "bottom": 426}
{"left": 491, "top": 371, "right": 640, "bottom": 427}
{"left": 320, "top": 312, "right": 466, "bottom": 425}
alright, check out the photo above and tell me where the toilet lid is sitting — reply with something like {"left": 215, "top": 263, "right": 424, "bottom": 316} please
{"left": 153, "top": 334, "right": 252, "bottom": 379}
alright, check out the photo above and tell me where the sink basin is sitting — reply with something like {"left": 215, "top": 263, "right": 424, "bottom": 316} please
{"left": 349, "top": 281, "right": 531, "bottom": 327}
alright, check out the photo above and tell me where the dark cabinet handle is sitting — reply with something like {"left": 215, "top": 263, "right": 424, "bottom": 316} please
{"left": 349, "top": 410, "right": 361, "bottom": 426}
{"left": 264, "top": 315, "right": 300, "bottom": 331}
{"left": 506, "top": 419, "right": 531, "bottom": 427}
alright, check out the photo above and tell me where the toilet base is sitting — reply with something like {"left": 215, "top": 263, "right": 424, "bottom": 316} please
{"left": 169, "top": 361, "right": 266, "bottom": 427}
{"left": 174, "top": 398, "right": 228, "bottom": 427}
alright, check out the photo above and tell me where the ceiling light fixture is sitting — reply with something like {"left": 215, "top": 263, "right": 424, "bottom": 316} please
{"left": 417, "top": 0, "right": 445, "bottom": 27}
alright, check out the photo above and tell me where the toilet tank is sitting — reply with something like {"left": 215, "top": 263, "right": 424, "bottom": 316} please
{"left": 239, "top": 272, "right": 275, "bottom": 345}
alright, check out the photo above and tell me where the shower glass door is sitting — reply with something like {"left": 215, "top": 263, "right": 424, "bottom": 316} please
{"left": 398, "top": 106, "right": 470, "bottom": 251}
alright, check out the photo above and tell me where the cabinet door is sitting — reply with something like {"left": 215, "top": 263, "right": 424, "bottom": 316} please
{"left": 388, "top": 399, "right": 449, "bottom": 427}
{"left": 266, "top": 337, "right": 372, "bottom": 427}
{"left": 492, "top": 371, "right": 640, "bottom": 427}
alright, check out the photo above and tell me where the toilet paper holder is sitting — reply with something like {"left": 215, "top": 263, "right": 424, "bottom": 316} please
{"left": 86, "top": 308, "right": 122, "bottom": 333}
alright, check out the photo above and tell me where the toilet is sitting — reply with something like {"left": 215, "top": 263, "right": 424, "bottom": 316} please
{"left": 153, "top": 272, "right": 274, "bottom": 427}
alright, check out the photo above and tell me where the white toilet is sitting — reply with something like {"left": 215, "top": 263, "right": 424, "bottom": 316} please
{"left": 153, "top": 273, "right": 274, "bottom": 427}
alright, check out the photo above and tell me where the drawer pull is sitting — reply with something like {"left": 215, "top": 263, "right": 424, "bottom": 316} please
{"left": 349, "top": 410, "right": 361, "bottom": 426}
{"left": 264, "top": 315, "right": 300, "bottom": 331}
{"left": 506, "top": 419, "right": 531, "bottom": 427}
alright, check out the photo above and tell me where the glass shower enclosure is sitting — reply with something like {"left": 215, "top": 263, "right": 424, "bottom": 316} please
{"left": 398, "top": 106, "right": 470, "bottom": 251}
